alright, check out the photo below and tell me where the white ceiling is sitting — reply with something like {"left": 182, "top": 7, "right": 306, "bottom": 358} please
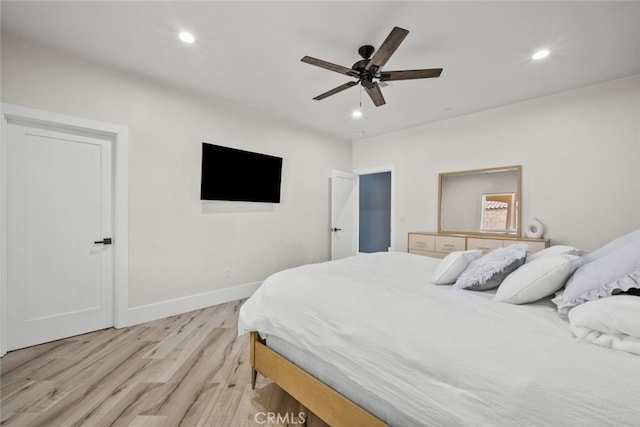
{"left": 2, "top": 1, "right": 639, "bottom": 142}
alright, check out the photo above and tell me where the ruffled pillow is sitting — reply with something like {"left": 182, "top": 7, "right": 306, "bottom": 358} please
{"left": 582, "top": 229, "right": 640, "bottom": 264}
{"left": 553, "top": 239, "right": 640, "bottom": 313}
{"left": 454, "top": 244, "right": 527, "bottom": 291}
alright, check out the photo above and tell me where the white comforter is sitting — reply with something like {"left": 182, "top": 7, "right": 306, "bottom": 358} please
{"left": 569, "top": 295, "right": 640, "bottom": 356}
{"left": 239, "top": 252, "right": 640, "bottom": 426}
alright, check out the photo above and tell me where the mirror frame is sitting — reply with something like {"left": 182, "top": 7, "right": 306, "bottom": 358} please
{"left": 437, "top": 165, "right": 522, "bottom": 237}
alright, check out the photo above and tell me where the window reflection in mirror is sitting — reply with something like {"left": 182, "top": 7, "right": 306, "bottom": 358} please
{"left": 480, "top": 193, "right": 517, "bottom": 232}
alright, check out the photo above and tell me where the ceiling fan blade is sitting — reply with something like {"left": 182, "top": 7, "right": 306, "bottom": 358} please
{"left": 313, "top": 81, "right": 359, "bottom": 101}
{"left": 365, "top": 83, "right": 386, "bottom": 107}
{"left": 301, "top": 56, "right": 358, "bottom": 77}
{"left": 380, "top": 68, "right": 443, "bottom": 81}
{"left": 366, "top": 27, "right": 409, "bottom": 71}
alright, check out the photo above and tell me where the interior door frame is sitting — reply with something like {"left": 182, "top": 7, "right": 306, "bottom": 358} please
{"left": 353, "top": 165, "right": 396, "bottom": 252}
{"left": 0, "top": 103, "right": 129, "bottom": 356}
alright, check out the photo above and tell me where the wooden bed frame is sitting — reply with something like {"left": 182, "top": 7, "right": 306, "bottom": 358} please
{"left": 249, "top": 332, "right": 387, "bottom": 427}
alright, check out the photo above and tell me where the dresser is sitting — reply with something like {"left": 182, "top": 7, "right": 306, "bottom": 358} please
{"left": 408, "top": 232, "right": 549, "bottom": 258}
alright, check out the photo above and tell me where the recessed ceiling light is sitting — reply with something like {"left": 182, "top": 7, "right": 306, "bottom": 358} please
{"left": 179, "top": 32, "right": 195, "bottom": 44}
{"left": 532, "top": 49, "right": 550, "bottom": 60}
{"left": 352, "top": 109, "right": 363, "bottom": 118}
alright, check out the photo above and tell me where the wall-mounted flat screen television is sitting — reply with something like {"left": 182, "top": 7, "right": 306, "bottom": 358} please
{"left": 200, "top": 143, "right": 283, "bottom": 203}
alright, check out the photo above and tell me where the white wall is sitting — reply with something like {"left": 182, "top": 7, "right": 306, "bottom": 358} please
{"left": 1, "top": 36, "right": 351, "bottom": 311}
{"left": 354, "top": 76, "right": 640, "bottom": 251}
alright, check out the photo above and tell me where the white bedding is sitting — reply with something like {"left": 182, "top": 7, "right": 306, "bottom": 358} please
{"left": 569, "top": 295, "right": 640, "bottom": 356}
{"left": 239, "top": 252, "right": 640, "bottom": 426}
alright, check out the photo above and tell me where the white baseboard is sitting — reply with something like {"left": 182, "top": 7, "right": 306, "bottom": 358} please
{"left": 126, "top": 281, "right": 262, "bottom": 327}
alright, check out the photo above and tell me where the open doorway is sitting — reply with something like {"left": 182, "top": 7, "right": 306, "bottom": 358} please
{"left": 356, "top": 167, "right": 394, "bottom": 253}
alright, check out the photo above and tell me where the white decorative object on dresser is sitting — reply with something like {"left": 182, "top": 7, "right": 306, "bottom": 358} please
{"left": 408, "top": 232, "right": 549, "bottom": 258}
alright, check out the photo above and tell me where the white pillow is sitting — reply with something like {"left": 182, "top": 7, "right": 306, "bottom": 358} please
{"left": 432, "top": 250, "right": 482, "bottom": 285}
{"left": 553, "top": 239, "right": 640, "bottom": 313}
{"left": 525, "top": 245, "right": 579, "bottom": 264}
{"left": 569, "top": 295, "right": 640, "bottom": 356}
{"left": 454, "top": 244, "right": 527, "bottom": 291}
{"left": 495, "top": 254, "right": 582, "bottom": 304}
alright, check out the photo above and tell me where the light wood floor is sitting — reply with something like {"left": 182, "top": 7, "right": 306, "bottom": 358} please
{"left": 0, "top": 300, "right": 328, "bottom": 427}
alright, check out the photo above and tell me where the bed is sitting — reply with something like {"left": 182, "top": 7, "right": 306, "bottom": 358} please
{"left": 238, "top": 251, "right": 640, "bottom": 426}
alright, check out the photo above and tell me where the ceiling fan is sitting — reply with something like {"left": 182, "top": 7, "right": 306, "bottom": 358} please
{"left": 301, "top": 26, "right": 443, "bottom": 107}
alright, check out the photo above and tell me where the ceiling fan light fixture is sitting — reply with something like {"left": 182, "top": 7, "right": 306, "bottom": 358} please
{"left": 532, "top": 49, "right": 550, "bottom": 60}
{"left": 178, "top": 31, "right": 195, "bottom": 44}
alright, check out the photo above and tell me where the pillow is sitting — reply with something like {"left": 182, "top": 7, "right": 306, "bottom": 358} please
{"left": 582, "top": 229, "right": 640, "bottom": 264}
{"left": 432, "top": 250, "right": 482, "bottom": 285}
{"left": 525, "top": 245, "right": 579, "bottom": 264}
{"left": 495, "top": 254, "right": 582, "bottom": 304}
{"left": 454, "top": 244, "right": 527, "bottom": 291}
{"left": 568, "top": 295, "right": 640, "bottom": 356}
{"left": 553, "top": 239, "right": 640, "bottom": 313}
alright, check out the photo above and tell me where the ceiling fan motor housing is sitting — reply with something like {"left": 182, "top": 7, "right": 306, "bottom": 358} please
{"left": 353, "top": 47, "right": 378, "bottom": 89}
{"left": 361, "top": 75, "right": 376, "bottom": 89}
{"left": 352, "top": 59, "right": 377, "bottom": 88}
{"left": 351, "top": 58, "right": 370, "bottom": 72}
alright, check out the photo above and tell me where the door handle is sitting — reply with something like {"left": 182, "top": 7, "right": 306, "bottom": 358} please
{"left": 331, "top": 228, "right": 342, "bottom": 232}
{"left": 94, "top": 238, "right": 113, "bottom": 245}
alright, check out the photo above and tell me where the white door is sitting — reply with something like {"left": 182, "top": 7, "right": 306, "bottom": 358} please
{"left": 331, "top": 170, "right": 358, "bottom": 260}
{"left": 6, "top": 124, "right": 113, "bottom": 351}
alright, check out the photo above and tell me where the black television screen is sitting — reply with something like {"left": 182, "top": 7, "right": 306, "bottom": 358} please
{"left": 200, "top": 143, "right": 283, "bottom": 203}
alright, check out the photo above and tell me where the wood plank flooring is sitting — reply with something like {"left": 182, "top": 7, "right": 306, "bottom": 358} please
{"left": 0, "top": 300, "right": 328, "bottom": 427}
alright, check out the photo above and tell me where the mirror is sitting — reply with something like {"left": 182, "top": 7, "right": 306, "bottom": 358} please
{"left": 438, "top": 165, "right": 521, "bottom": 236}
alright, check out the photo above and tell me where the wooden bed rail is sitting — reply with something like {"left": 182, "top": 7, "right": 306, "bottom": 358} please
{"left": 249, "top": 332, "right": 387, "bottom": 427}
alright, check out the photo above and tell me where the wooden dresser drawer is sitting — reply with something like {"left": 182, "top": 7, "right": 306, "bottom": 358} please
{"left": 435, "top": 236, "right": 465, "bottom": 254}
{"left": 409, "top": 249, "right": 446, "bottom": 259}
{"left": 467, "top": 237, "right": 502, "bottom": 253}
{"left": 408, "top": 231, "right": 550, "bottom": 258}
{"left": 503, "top": 240, "right": 548, "bottom": 255}
{"left": 408, "top": 234, "right": 435, "bottom": 252}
